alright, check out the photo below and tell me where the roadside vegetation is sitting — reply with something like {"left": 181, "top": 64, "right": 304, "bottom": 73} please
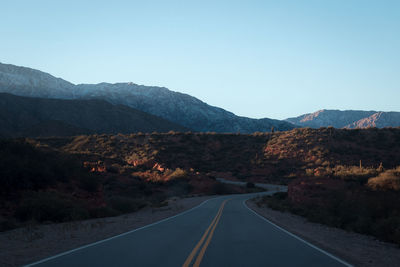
{"left": 2, "top": 127, "right": 400, "bottom": 246}
{"left": 0, "top": 138, "right": 256, "bottom": 232}
{"left": 258, "top": 183, "right": 400, "bottom": 246}
{"left": 257, "top": 163, "right": 400, "bottom": 246}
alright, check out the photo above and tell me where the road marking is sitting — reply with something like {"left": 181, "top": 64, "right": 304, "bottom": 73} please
{"left": 243, "top": 198, "right": 353, "bottom": 267}
{"left": 24, "top": 196, "right": 222, "bottom": 267}
{"left": 193, "top": 200, "right": 227, "bottom": 267}
{"left": 183, "top": 199, "right": 229, "bottom": 267}
{"left": 182, "top": 201, "right": 224, "bottom": 267}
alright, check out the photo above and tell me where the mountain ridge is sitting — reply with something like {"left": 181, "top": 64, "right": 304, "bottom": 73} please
{"left": 0, "top": 92, "right": 188, "bottom": 137}
{"left": 0, "top": 62, "right": 295, "bottom": 133}
{"left": 286, "top": 109, "right": 400, "bottom": 129}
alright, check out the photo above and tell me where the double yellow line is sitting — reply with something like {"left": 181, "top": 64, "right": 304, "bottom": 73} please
{"left": 182, "top": 199, "right": 229, "bottom": 267}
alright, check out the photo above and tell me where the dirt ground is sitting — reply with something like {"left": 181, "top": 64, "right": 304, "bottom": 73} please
{"left": 247, "top": 198, "right": 400, "bottom": 267}
{"left": 0, "top": 195, "right": 214, "bottom": 267}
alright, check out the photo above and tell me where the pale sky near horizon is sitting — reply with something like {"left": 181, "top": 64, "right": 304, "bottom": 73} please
{"left": 1, "top": 0, "right": 399, "bottom": 119}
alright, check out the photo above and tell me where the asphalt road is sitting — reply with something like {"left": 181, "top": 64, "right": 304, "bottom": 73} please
{"left": 216, "top": 178, "right": 288, "bottom": 191}
{"left": 26, "top": 192, "right": 351, "bottom": 267}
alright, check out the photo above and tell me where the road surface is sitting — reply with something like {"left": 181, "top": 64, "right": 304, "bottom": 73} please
{"left": 26, "top": 192, "right": 351, "bottom": 267}
{"left": 216, "top": 178, "right": 287, "bottom": 191}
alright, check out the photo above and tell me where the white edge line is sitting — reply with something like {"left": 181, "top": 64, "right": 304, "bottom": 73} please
{"left": 24, "top": 196, "right": 221, "bottom": 267}
{"left": 243, "top": 198, "right": 353, "bottom": 267}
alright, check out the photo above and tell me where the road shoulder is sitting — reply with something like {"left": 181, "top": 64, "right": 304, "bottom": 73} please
{"left": 246, "top": 198, "right": 400, "bottom": 267}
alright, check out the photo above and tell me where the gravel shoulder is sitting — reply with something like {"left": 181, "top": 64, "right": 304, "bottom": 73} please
{"left": 247, "top": 198, "right": 400, "bottom": 267}
{"left": 0, "top": 195, "right": 215, "bottom": 267}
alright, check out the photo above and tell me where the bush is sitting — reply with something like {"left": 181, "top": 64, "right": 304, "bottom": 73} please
{"left": 107, "top": 164, "right": 120, "bottom": 174}
{"left": 108, "top": 196, "right": 146, "bottom": 214}
{"left": 169, "top": 168, "right": 187, "bottom": 180}
{"left": 89, "top": 207, "right": 119, "bottom": 218}
{"left": 260, "top": 183, "right": 400, "bottom": 245}
{"left": 0, "top": 139, "right": 93, "bottom": 194}
{"left": 79, "top": 175, "right": 100, "bottom": 192}
{"left": 0, "top": 219, "right": 17, "bottom": 232}
{"left": 211, "top": 183, "right": 226, "bottom": 195}
{"left": 166, "top": 179, "right": 193, "bottom": 196}
{"left": 259, "top": 193, "right": 290, "bottom": 211}
{"left": 367, "top": 167, "right": 400, "bottom": 191}
{"left": 273, "top": 192, "right": 288, "bottom": 200}
{"left": 15, "top": 192, "right": 89, "bottom": 222}
{"left": 149, "top": 193, "right": 168, "bottom": 207}
{"left": 330, "top": 165, "right": 378, "bottom": 183}
{"left": 246, "top": 182, "right": 255, "bottom": 188}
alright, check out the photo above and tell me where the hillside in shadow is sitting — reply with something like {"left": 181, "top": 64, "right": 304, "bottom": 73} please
{"left": 2, "top": 128, "right": 400, "bottom": 245}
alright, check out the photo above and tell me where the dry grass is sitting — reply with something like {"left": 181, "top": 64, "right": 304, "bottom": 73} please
{"left": 332, "top": 165, "right": 379, "bottom": 180}
{"left": 367, "top": 167, "right": 400, "bottom": 191}
{"left": 168, "top": 168, "right": 187, "bottom": 180}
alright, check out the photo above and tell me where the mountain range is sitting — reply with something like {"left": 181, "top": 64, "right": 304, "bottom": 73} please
{"left": 286, "top": 109, "right": 400, "bottom": 129}
{"left": 0, "top": 62, "right": 294, "bottom": 133}
{"left": 0, "top": 93, "right": 187, "bottom": 137}
{"left": 1, "top": 62, "right": 399, "bottom": 136}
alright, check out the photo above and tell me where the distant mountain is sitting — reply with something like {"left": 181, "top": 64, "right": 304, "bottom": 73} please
{"left": 0, "top": 93, "right": 187, "bottom": 137}
{"left": 286, "top": 109, "right": 400, "bottom": 129}
{"left": 0, "top": 62, "right": 75, "bottom": 98}
{"left": 0, "top": 62, "right": 295, "bottom": 133}
{"left": 346, "top": 112, "right": 400, "bottom": 129}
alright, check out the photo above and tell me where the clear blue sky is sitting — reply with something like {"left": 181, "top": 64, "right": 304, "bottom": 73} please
{"left": 1, "top": 0, "right": 399, "bottom": 119}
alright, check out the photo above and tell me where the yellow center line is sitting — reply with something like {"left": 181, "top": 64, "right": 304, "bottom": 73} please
{"left": 182, "top": 199, "right": 229, "bottom": 267}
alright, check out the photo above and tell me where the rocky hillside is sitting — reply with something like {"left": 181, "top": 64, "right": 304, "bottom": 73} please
{"left": 0, "top": 93, "right": 187, "bottom": 137}
{"left": 286, "top": 109, "right": 400, "bottom": 128}
{"left": 346, "top": 112, "right": 400, "bottom": 129}
{"left": 0, "top": 138, "right": 257, "bottom": 232}
{"left": 0, "top": 62, "right": 74, "bottom": 98}
{"left": 30, "top": 127, "right": 400, "bottom": 185}
{"left": 0, "top": 62, "right": 295, "bottom": 133}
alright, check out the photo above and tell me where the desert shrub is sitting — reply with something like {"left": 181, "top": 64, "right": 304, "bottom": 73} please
{"left": 246, "top": 182, "right": 255, "bottom": 188}
{"left": 89, "top": 206, "right": 119, "bottom": 218}
{"left": 15, "top": 192, "right": 89, "bottom": 222}
{"left": 149, "top": 192, "right": 168, "bottom": 207}
{"left": 211, "top": 183, "right": 226, "bottom": 195}
{"left": 0, "top": 219, "right": 17, "bottom": 232}
{"left": 332, "top": 165, "right": 378, "bottom": 183}
{"left": 261, "top": 183, "right": 400, "bottom": 245}
{"left": 166, "top": 179, "right": 193, "bottom": 196}
{"left": 367, "top": 167, "right": 400, "bottom": 191}
{"left": 273, "top": 192, "right": 288, "bottom": 200}
{"left": 108, "top": 196, "right": 146, "bottom": 214}
{"left": 305, "top": 169, "right": 314, "bottom": 176}
{"left": 169, "top": 168, "right": 187, "bottom": 180}
{"left": 0, "top": 139, "right": 92, "bottom": 194}
{"left": 168, "top": 130, "right": 178, "bottom": 135}
{"left": 371, "top": 216, "right": 400, "bottom": 244}
{"left": 0, "top": 140, "right": 54, "bottom": 192}
{"left": 79, "top": 175, "right": 100, "bottom": 192}
{"left": 107, "top": 164, "right": 120, "bottom": 174}
{"left": 258, "top": 193, "right": 291, "bottom": 211}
